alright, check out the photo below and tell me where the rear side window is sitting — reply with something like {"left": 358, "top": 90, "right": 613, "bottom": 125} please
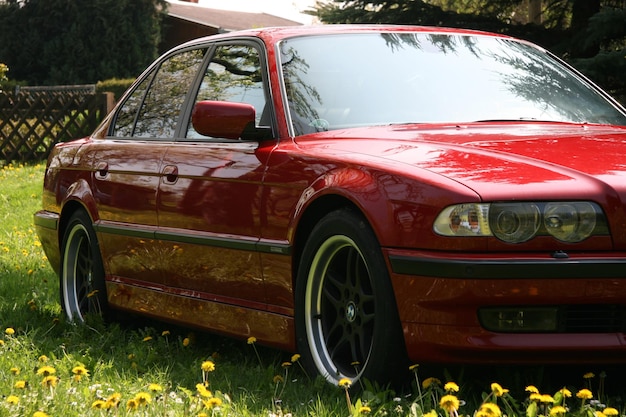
{"left": 113, "top": 48, "right": 207, "bottom": 138}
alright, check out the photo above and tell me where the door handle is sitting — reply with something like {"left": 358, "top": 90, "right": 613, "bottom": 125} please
{"left": 95, "top": 161, "right": 109, "bottom": 179}
{"left": 162, "top": 165, "right": 179, "bottom": 184}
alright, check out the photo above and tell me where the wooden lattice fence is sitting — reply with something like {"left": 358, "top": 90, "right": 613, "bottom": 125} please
{"left": 0, "top": 85, "right": 113, "bottom": 164}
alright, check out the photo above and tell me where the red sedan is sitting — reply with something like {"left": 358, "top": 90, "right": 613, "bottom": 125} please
{"left": 35, "top": 25, "right": 626, "bottom": 385}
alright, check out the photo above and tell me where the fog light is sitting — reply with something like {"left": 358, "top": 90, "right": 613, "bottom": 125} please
{"left": 478, "top": 307, "right": 558, "bottom": 332}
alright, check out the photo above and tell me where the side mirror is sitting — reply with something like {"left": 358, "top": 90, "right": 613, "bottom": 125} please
{"left": 191, "top": 100, "right": 256, "bottom": 139}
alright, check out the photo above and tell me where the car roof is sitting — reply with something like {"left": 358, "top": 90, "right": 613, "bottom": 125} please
{"left": 178, "top": 24, "right": 515, "bottom": 49}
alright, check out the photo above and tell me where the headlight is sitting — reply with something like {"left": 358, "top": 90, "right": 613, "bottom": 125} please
{"left": 433, "top": 201, "right": 607, "bottom": 244}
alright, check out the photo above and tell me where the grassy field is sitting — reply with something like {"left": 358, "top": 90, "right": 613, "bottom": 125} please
{"left": 0, "top": 162, "right": 624, "bottom": 417}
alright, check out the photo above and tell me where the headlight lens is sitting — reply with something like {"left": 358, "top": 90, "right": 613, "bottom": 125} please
{"left": 434, "top": 201, "right": 607, "bottom": 243}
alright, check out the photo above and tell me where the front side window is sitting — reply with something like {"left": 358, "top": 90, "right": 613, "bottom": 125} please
{"left": 280, "top": 33, "right": 626, "bottom": 136}
{"left": 113, "top": 48, "right": 207, "bottom": 138}
{"left": 187, "top": 44, "right": 267, "bottom": 139}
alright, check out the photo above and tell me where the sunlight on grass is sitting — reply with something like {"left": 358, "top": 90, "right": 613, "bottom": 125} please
{"left": 0, "top": 163, "right": 623, "bottom": 416}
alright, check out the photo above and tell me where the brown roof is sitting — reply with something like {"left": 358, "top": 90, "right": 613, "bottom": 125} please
{"left": 166, "top": 1, "right": 303, "bottom": 32}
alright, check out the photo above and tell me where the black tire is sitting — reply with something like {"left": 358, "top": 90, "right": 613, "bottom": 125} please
{"left": 295, "top": 208, "right": 408, "bottom": 386}
{"left": 60, "top": 210, "right": 108, "bottom": 322}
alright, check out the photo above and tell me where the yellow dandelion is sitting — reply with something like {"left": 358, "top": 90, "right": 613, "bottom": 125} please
{"left": 33, "top": 412, "right": 49, "bottom": 417}
{"left": 134, "top": 392, "right": 151, "bottom": 406}
{"left": 149, "top": 383, "right": 162, "bottom": 392}
{"left": 201, "top": 360, "right": 215, "bottom": 372}
{"left": 424, "top": 411, "right": 438, "bottom": 417}
{"left": 576, "top": 389, "right": 593, "bottom": 400}
{"left": 583, "top": 372, "right": 595, "bottom": 379}
{"left": 161, "top": 330, "right": 170, "bottom": 336}
{"left": 92, "top": 400, "right": 107, "bottom": 409}
{"left": 247, "top": 336, "right": 257, "bottom": 344}
{"left": 338, "top": 377, "right": 352, "bottom": 388}
{"left": 409, "top": 364, "right": 419, "bottom": 372}
{"left": 5, "top": 327, "right": 15, "bottom": 335}
{"left": 36, "top": 366, "right": 56, "bottom": 377}
{"left": 14, "top": 380, "right": 27, "bottom": 389}
{"left": 142, "top": 336, "right": 152, "bottom": 342}
{"left": 479, "top": 403, "right": 501, "bottom": 417}
{"left": 597, "top": 412, "right": 607, "bottom": 417}
{"left": 291, "top": 353, "right": 300, "bottom": 363}
{"left": 540, "top": 394, "right": 554, "bottom": 404}
{"left": 6, "top": 395, "right": 19, "bottom": 405}
{"left": 38, "top": 355, "right": 48, "bottom": 363}
{"left": 423, "top": 377, "right": 442, "bottom": 389}
{"left": 282, "top": 361, "right": 292, "bottom": 368}
{"left": 559, "top": 387, "right": 572, "bottom": 398}
{"left": 196, "top": 383, "right": 212, "bottom": 398}
{"left": 10, "top": 367, "right": 20, "bottom": 375}
{"left": 530, "top": 393, "right": 542, "bottom": 402}
{"left": 106, "top": 393, "right": 121, "bottom": 408}
{"left": 526, "top": 385, "right": 540, "bottom": 394}
{"left": 204, "top": 397, "right": 223, "bottom": 409}
{"left": 41, "top": 375, "right": 58, "bottom": 388}
{"left": 72, "top": 365, "right": 89, "bottom": 376}
{"left": 126, "top": 398, "right": 138, "bottom": 410}
{"left": 604, "top": 408, "right": 619, "bottom": 416}
{"left": 183, "top": 337, "right": 190, "bottom": 347}
{"left": 444, "top": 381, "right": 460, "bottom": 393}
{"left": 0, "top": 340, "right": 4, "bottom": 346}
{"left": 549, "top": 406, "right": 567, "bottom": 417}
{"left": 440, "top": 395, "right": 460, "bottom": 413}
{"left": 359, "top": 405, "right": 372, "bottom": 414}
{"left": 273, "top": 374, "right": 284, "bottom": 384}
{"left": 128, "top": 353, "right": 136, "bottom": 360}
{"left": 491, "top": 382, "right": 509, "bottom": 397}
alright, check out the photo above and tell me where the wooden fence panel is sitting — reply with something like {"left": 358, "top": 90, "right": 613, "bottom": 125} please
{"left": 0, "top": 87, "right": 112, "bottom": 164}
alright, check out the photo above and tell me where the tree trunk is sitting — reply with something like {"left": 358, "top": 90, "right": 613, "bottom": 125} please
{"left": 527, "top": 0, "right": 542, "bottom": 24}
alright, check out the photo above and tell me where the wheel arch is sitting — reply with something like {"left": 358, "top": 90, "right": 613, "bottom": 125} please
{"left": 57, "top": 180, "right": 99, "bottom": 251}
{"left": 291, "top": 194, "right": 364, "bottom": 290}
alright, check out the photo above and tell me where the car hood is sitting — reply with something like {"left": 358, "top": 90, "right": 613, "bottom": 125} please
{"left": 298, "top": 122, "right": 626, "bottom": 202}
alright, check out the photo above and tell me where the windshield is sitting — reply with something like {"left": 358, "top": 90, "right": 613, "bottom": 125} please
{"left": 279, "top": 32, "right": 626, "bottom": 136}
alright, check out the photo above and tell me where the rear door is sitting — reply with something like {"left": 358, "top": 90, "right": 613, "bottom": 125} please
{"left": 92, "top": 47, "right": 208, "bottom": 285}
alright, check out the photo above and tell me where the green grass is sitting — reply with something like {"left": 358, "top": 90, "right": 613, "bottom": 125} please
{"left": 0, "top": 162, "right": 624, "bottom": 417}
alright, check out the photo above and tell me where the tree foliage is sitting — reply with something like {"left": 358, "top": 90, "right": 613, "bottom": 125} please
{"left": 310, "top": 0, "right": 626, "bottom": 103}
{"left": 0, "top": 0, "right": 167, "bottom": 86}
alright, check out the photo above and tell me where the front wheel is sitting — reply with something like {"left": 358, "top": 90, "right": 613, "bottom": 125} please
{"left": 60, "top": 210, "right": 108, "bottom": 322}
{"left": 295, "top": 208, "right": 408, "bottom": 386}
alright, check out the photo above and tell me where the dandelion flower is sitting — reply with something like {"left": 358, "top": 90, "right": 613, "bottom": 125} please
{"left": 41, "top": 375, "right": 58, "bottom": 388}
{"left": 33, "top": 412, "right": 49, "bottom": 417}
{"left": 576, "top": 389, "right": 593, "bottom": 400}
{"left": 440, "top": 395, "right": 460, "bottom": 413}
{"left": 281, "top": 361, "right": 292, "bottom": 368}
{"left": 540, "top": 394, "right": 554, "bottom": 404}
{"left": 549, "top": 406, "right": 567, "bottom": 417}
{"left": 142, "top": 336, "right": 152, "bottom": 342}
{"left": 424, "top": 411, "right": 438, "bottom": 417}
{"left": 126, "top": 398, "right": 138, "bottom": 410}
{"left": 10, "top": 367, "right": 20, "bottom": 375}
{"left": 604, "top": 408, "right": 619, "bottom": 416}
{"left": 409, "top": 364, "right": 419, "bottom": 372}
{"left": 6, "top": 395, "right": 19, "bottom": 405}
{"left": 134, "top": 392, "right": 151, "bottom": 406}
{"left": 444, "top": 382, "right": 460, "bottom": 393}
{"left": 196, "top": 383, "right": 212, "bottom": 398}
{"left": 478, "top": 403, "right": 501, "bottom": 417}
{"left": 14, "top": 380, "right": 27, "bottom": 389}
{"left": 338, "top": 377, "right": 352, "bottom": 389}
{"left": 358, "top": 405, "right": 372, "bottom": 414}
{"left": 92, "top": 400, "right": 107, "bottom": 409}
{"left": 583, "top": 372, "right": 595, "bottom": 379}
{"left": 36, "top": 366, "right": 56, "bottom": 377}
{"left": 106, "top": 393, "right": 121, "bottom": 408}
{"left": 38, "top": 355, "right": 48, "bottom": 363}
{"left": 491, "top": 382, "right": 509, "bottom": 397}
{"left": 148, "top": 383, "right": 162, "bottom": 392}
{"left": 423, "top": 377, "right": 442, "bottom": 389}
{"left": 5, "top": 327, "right": 15, "bottom": 335}
{"left": 182, "top": 337, "right": 190, "bottom": 346}
{"left": 526, "top": 385, "right": 540, "bottom": 394}
{"left": 559, "top": 387, "right": 572, "bottom": 398}
{"left": 72, "top": 365, "right": 89, "bottom": 382}
{"left": 204, "top": 397, "right": 223, "bottom": 409}
{"left": 273, "top": 375, "right": 284, "bottom": 384}
{"left": 162, "top": 330, "right": 170, "bottom": 336}
{"left": 201, "top": 360, "right": 215, "bottom": 372}
{"left": 291, "top": 353, "right": 300, "bottom": 363}
{"left": 247, "top": 336, "right": 257, "bottom": 344}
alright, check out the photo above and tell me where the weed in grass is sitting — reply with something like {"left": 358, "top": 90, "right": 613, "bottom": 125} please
{"left": 1, "top": 163, "right": 625, "bottom": 416}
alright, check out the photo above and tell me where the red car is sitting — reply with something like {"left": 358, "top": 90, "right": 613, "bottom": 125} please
{"left": 35, "top": 25, "right": 626, "bottom": 385}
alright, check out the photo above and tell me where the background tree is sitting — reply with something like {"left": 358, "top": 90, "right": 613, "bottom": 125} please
{"left": 310, "top": 0, "right": 626, "bottom": 104}
{"left": 0, "top": 0, "right": 167, "bottom": 86}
